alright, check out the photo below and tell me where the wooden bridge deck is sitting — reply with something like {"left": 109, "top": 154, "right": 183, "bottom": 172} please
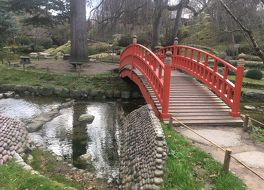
{"left": 140, "top": 70, "right": 243, "bottom": 126}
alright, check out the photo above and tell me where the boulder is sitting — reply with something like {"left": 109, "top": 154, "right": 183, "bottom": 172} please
{"left": 244, "top": 105, "right": 256, "bottom": 111}
{"left": 3, "top": 91, "right": 15, "bottom": 98}
{"left": 79, "top": 153, "right": 92, "bottom": 163}
{"left": 78, "top": 114, "right": 95, "bottom": 124}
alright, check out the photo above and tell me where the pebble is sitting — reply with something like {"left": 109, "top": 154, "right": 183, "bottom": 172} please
{"left": 119, "top": 105, "right": 167, "bottom": 189}
{"left": 0, "top": 115, "right": 28, "bottom": 165}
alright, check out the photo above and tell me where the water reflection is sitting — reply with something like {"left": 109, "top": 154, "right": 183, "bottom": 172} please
{"left": 72, "top": 103, "right": 89, "bottom": 168}
{"left": 0, "top": 97, "right": 58, "bottom": 122}
{"left": 40, "top": 102, "right": 120, "bottom": 178}
{"left": 0, "top": 97, "right": 143, "bottom": 179}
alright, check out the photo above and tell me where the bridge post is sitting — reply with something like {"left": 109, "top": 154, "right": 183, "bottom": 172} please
{"left": 230, "top": 53, "right": 245, "bottom": 117}
{"left": 132, "top": 35, "right": 137, "bottom": 44}
{"left": 131, "top": 35, "right": 137, "bottom": 74}
{"left": 174, "top": 37, "right": 179, "bottom": 45}
{"left": 162, "top": 51, "right": 172, "bottom": 119}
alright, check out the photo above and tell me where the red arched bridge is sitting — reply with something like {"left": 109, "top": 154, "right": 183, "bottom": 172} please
{"left": 120, "top": 41, "right": 244, "bottom": 126}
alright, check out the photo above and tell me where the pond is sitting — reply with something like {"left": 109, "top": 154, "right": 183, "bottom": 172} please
{"left": 0, "top": 96, "right": 144, "bottom": 179}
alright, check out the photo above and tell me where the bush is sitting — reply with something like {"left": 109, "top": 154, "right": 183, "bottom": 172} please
{"left": 244, "top": 54, "right": 262, "bottom": 62}
{"left": 15, "top": 45, "right": 33, "bottom": 53}
{"left": 15, "top": 36, "right": 32, "bottom": 46}
{"left": 234, "top": 34, "right": 243, "bottom": 43}
{"left": 118, "top": 34, "right": 132, "bottom": 47}
{"left": 87, "top": 42, "right": 110, "bottom": 56}
{"left": 187, "top": 44, "right": 219, "bottom": 56}
{"left": 225, "top": 47, "right": 238, "bottom": 57}
{"left": 245, "top": 69, "right": 263, "bottom": 80}
{"left": 238, "top": 44, "right": 254, "bottom": 55}
{"left": 179, "top": 26, "right": 190, "bottom": 39}
{"left": 38, "top": 37, "right": 53, "bottom": 49}
{"left": 137, "top": 33, "right": 150, "bottom": 46}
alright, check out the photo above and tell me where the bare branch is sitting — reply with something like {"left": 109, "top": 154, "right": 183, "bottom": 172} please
{"left": 218, "top": 0, "right": 264, "bottom": 63}
{"left": 88, "top": 0, "right": 104, "bottom": 20}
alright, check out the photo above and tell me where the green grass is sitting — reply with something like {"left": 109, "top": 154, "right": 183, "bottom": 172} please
{"left": 0, "top": 64, "right": 132, "bottom": 91}
{"left": 0, "top": 161, "right": 75, "bottom": 190}
{"left": 162, "top": 125, "right": 246, "bottom": 190}
{"left": 28, "top": 149, "right": 83, "bottom": 189}
{"left": 240, "top": 98, "right": 264, "bottom": 143}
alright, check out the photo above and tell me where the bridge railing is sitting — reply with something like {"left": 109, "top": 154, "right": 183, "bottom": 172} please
{"left": 156, "top": 45, "right": 244, "bottom": 117}
{"left": 120, "top": 43, "right": 171, "bottom": 119}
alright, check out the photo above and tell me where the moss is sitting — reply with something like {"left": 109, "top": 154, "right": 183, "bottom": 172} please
{"left": 0, "top": 64, "right": 132, "bottom": 92}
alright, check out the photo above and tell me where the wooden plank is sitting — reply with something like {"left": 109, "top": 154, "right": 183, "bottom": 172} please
{"left": 172, "top": 116, "right": 238, "bottom": 120}
{"left": 160, "top": 105, "right": 230, "bottom": 109}
{"left": 169, "top": 109, "right": 231, "bottom": 113}
{"left": 168, "top": 100, "right": 224, "bottom": 103}
{"left": 138, "top": 70, "right": 243, "bottom": 127}
{"left": 167, "top": 103, "right": 227, "bottom": 106}
{"left": 172, "top": 119, "right": 243, "bottom": 124}
{"left": 173, "top": 112, "right": 229, "bottom": 116}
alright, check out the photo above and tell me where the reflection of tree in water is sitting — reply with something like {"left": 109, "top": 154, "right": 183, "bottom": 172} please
{"left": 72, "top": 102, "right": 89, "bottom": 168}
{"left": 101, "top": 103, "right": 119, "bottom": 168}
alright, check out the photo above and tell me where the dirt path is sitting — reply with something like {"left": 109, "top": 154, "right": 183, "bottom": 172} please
{"left": 19, "top": 59, "right": 119, "bottom": 75}
{"left": 175, "top": 126, "right": 264, "bottom": 190}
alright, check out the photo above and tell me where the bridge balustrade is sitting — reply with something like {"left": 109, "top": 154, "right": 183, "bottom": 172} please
{"left": 156, "top": 45, "right": 244, "bottom": 117}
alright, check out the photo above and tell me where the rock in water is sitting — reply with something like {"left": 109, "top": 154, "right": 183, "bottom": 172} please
{"left": 78, "top": 114, "right": 95, "bottom": 124}
{"left": 244, "top": 105, "right": 256, "bottom": 110}
{"left": 79, "top": 153, "right": 92, "bottom": 162}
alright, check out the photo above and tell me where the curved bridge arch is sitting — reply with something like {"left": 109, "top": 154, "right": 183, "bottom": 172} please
{"left": 120, "top": 44, "right": 171, "bottom": 119}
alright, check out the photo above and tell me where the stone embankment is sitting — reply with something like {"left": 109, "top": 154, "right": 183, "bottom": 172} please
{"left": 119, "top": 105, "right": 167, "bottom": 190}
{"left": 0, "top": 115, "right": 28, "bottom": 164}
{"left": 0, "top": 84, "right": 142, "bottom": 100}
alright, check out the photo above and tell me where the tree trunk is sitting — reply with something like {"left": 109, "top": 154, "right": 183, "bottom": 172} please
{"left": 172, "top": 3, "right": 184, "bottom": 42}
{"left": 70, "top": 0, "right": 87, "bottom": 62}
{"left": 151, "top": 1, "right": 164, "bottom": 50}
{"left": 151, "top": 10, "right": 162, "bottom": 50}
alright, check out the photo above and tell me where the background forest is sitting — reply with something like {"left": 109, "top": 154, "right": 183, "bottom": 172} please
{"left": 0, "top": 0, "right": 263, "bottom": 60}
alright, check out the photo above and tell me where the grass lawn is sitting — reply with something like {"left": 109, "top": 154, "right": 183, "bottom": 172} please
{"left": 0, "top": 148, "right": 107, "bottom": 190}
{"left": 162, "top": 125, "right": 246, "bottom": 190}
{"left": 0, "top": 64, "right": 132, "bottom": 91}
{"left": 0, "top": 161, "right": 75, "bottom": 190}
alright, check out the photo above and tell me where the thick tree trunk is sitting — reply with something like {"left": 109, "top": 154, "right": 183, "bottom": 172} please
{"left": 151, "top": 8, "right": 162, "bottom": 50}
{"left": 172, "top": 3, "right": 184, "bottom": 42}
{"left": 70, "top": 0, "right": 87, "bottom": 62}
{"left": 151, "top": 0, "right": 168, "bottom": 50}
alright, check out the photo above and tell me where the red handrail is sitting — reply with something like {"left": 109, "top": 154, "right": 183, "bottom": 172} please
{"left": 156, "top": 45, "right": 244, "bottom": 117}
{"left": 120, "top": 44, "right": 171, "bottom": 118}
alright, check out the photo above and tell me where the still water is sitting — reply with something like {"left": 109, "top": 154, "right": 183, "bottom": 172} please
{"left": 0, "top": 97, "right": 143, "bottom": 179}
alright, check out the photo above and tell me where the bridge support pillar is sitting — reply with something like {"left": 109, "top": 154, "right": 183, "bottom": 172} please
{"left": 161, "top": 51, "right": 172, "bottom": 119}
{"left": 230, "top": 64, "right": 244, "bottom": 117}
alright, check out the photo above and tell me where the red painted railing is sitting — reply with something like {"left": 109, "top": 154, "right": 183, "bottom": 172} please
{"left": 156, "top": 45, "right": 244, "bottom": 117}
{"left": 120, "top": 44, "right": 171, "bottom": 119}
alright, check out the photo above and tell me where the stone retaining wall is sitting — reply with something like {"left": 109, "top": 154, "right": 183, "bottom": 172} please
{"left": 119, "top": 105, "right": 167, "bottom": 190}
{"left": 0, "top": 84, "right": 142, "bottom": 100}
{"left": 0, "top": 115, "right": 28, "bottom": 164}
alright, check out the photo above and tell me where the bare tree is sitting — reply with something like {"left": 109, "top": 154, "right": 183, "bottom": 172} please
{"left": 219, "top": 0, "right": 264, "bottom": 63}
